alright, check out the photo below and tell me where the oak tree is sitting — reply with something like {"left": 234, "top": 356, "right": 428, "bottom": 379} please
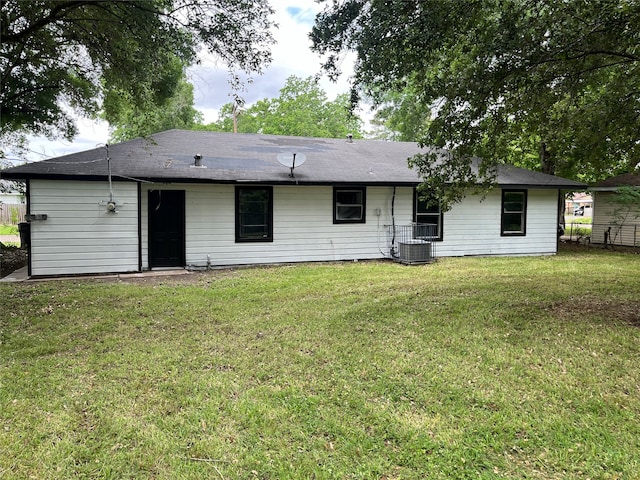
{"left": 368, "top": 82, "right": 432, "bottom": 142}
{"left": 312, "top": 0, "right": 640, "bottom": 207}
{"left": 1, "top": 0, "right": 274, "bottom": 143}
{"left": 205, "top": 76, "right": 363, "bottom": 138}
{"left": 104, "top": 67, "right": 203, "bottom": 142}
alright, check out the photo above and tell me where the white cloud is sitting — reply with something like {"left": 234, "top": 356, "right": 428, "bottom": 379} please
{"left": 191, "top": 0, "right": 355, "bottom": 123}
{"left": 14, "top": 1, "right": 356, "bottom": 162}
{"left": 26, "top": 119, "right": 110, "bottom": 161}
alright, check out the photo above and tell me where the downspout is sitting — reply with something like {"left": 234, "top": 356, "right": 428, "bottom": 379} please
{"left": 137, "top": 182, "right": 142, "bottom": 272}
{"left": 26, "top": 180, "right": 32, "bottom": 278}
{"left": 107, "top": 144, "right": 113, "bottom": 203}
{"left": 391, "top": 186, "right": 397, "bottom": 257}
{"left": 557, "top": 190, "right": 566, "bottom": 252}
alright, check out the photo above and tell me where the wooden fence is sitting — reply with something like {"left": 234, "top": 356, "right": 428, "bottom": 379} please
{"left": 0, "top": 203, "right": 26, "bottom": 224}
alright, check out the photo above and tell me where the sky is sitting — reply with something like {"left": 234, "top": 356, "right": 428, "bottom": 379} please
{"left": 22, "top": 1, "right": 356, "bottom": 163}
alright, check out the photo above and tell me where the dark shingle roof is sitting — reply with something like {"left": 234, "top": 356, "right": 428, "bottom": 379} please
{"left": 1, "top": 130, "right": 585, "bottom": 188}
{"left": 592, "top": 172, "right": 640, "bottom": 189}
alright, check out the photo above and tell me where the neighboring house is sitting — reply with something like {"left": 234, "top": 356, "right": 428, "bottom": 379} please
{"left": 0, "top": 130, "right": 584, "bottom": 278}
{"left": 565, "top": 192, "right": 592, "bottom": 217}
{"left": 0, "top": 179, "right": 25, "bottom": 205}
{"left": 590, "top": 172, "right": 640, "bottom": 247}
{"left": 0, "top": 192, "right": 25, "bottom": 205}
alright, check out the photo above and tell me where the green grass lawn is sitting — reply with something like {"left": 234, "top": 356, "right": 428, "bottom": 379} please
{"left": 563, "top": 217, "right": 593, "bottom": 237}
{"left": 0, "top": 224, "right": 18, "bottom": 235}
{"left": 1, "top": 251, "right": 639, "bottom": 479}
{"left": 565, "top": 216, "right": 593, "bottom": 225}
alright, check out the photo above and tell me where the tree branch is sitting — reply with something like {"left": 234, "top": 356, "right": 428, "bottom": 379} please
{"left": 1, "top": 1, "right": 96, "bottom": 43}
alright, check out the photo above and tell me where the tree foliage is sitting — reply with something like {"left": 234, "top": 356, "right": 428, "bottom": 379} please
{"left": 104, "top": 68, "right": 203, "bottom": 143}
{"left": 368, "top": 81, "right": 432, "bottom": 141}
{"left": 312, "top": 0, "right": 640, "bottom": 206}
{"left": 0, "top": 134, "right": 27, "bottom": 193}
{"left": 1, "top": 0, "right": 274, "bottom": 143}
{"left": 204, "top": 76, "right": 363, "bottom": 138}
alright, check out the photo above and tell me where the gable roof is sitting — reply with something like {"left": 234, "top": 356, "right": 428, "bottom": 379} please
{"left": 1, "top": 130, "right": 585, "bottom": 189}
{"left": 591, "top": 172, "right": 640, "bottom": 190}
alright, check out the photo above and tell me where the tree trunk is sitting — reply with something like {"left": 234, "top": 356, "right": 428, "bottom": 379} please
{"left": 546, "top": 143, "right": 565, "bottom": 245}
{"left": 557, "top": 190, "right": 566, "bottom": 240}
{"left": 540, "top": 141, "right": 555, "bottom": 175}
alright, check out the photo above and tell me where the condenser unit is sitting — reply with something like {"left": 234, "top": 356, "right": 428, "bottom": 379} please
{"left": 387, "top": 223, "right": 437, "bottom": 264}
{"left": 399, "top": 239, "right": 432, "bottom": 264}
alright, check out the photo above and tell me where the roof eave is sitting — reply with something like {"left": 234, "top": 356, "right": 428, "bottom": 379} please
{"left": 497, "top": 182, "right": 587, "bottom": 190}
{"left": 588, "top": 186, "right": 624, "bottom": 192}
{"left": 1, "top": 171, "right": 586, "bottom": 190}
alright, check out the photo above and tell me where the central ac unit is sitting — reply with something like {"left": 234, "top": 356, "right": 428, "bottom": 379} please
{"left": 398, "top": 239, "right": 432, "bottom": 263}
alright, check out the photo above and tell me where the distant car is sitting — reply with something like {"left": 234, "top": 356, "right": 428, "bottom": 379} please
{"left": 573, "top": 206, "right": 585, "bottom": 216}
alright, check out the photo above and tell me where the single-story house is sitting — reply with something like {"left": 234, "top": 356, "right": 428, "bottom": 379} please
{"left": 590, "top": 172, "right": 640, "bottom": 247}
{"left": 0, "top": 130, "right": 585, "bottom": 278}
{"left": 0, "top": 191, "right": 26, "bottom": 205}
{"left": 0, "top": 179, "right": 26, "bottom": 205}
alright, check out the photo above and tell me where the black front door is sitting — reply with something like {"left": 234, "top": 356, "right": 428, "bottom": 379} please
{"left": 148, "top": 190, "right": 185, "bottom": 268}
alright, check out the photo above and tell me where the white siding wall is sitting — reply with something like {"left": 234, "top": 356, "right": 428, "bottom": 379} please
{"left": 141, "top": 184, "right": 408, "bottom": 269}
{"left": 26, "top": 181, "right": 561, "bottom": 276}
{"left": 140, "top": 184, "right": 559, "bottom": 270}
{"left": 592, "top": 191, "right": 640, "bottom": 247}
{"left": 439, "top": 189, "right": 559, "bottom": 256}
{"left": 27, "top": 181, "right": 561, "bottom": 276}
{"left": 29, "top": 180, "right": 139, "bottom": 276}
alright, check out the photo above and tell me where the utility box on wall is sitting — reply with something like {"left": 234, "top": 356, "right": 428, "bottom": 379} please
{"left": 25, "top": 214, "right": 48, "bottom": 221}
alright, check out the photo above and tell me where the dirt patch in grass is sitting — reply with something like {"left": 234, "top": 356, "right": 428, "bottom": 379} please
{"left": 549, "top": 298, "right": 640, "bottom": 327}
{"left": 559, "top": 241, "right": 640, "bottom": 255}
{"left": 0, "top": 246, "right": 27, "bottom": 278}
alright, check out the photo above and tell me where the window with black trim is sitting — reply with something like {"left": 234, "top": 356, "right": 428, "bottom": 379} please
{"left": 501, "top": 190, "right": 527, "bottom": 236}
{"left": 235, "top": 186, "right": 273, "bottom": 242}
{"left": 414, "top": 190, "right": 443, "bottom": 241}
{"left": 334, "top": 187, "right": 366, "bottom": 223}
